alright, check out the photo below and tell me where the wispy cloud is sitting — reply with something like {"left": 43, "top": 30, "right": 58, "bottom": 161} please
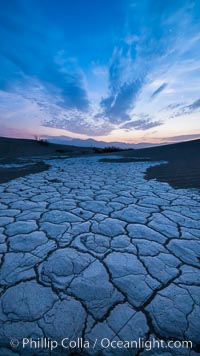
{"left": 99, "top": 79, "right": 143, "bottom": 123}
{"left": 0, "top": 0, "right": 200, "bottom": 140}
{"left": 186, "top": 98, "right": 200, "bottom": 111}
{"left": 151, "top": 83, "right": 168, "bottom": 98}
{"left": 121, "top": 116, "right": 162, "bottom": 131}
{"left": 43, "top": 108, "right": 114, "bottom": 136}
{"left": 160, "top": 102, "right": 186, "bottom": 112}
{"left": 170, "top": 97, "right": 200, "bottom": 118}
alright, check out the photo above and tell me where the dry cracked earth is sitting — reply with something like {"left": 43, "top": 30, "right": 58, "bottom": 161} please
{"left": 0, "top": 156, "right": 200, "bottom": 356}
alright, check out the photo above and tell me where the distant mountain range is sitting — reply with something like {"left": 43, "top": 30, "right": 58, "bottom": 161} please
{"left": 42, "top": 135, "right": 167, "bottom": 149}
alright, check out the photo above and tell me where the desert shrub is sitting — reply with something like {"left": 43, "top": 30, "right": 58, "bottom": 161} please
{"left": 38, "top": 139, "right": 49, "bottom": 146}
{"left": 34, "top": 136, "right": 49, "bottom": 146}
{"left": 92, "top": 147, "right": 103, "bottom": 153}
{"left": 92, "top": 146, "right": 123, "bottom": 153}
{"left": 101, "top": 146, "right": 122, "bottom": 153}
{"left": 56, "top": 149, "right": 66, "bottom": 153}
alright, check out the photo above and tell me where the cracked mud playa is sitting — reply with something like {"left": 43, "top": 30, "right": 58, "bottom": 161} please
{"left": 0, "top": 156, "right": 200, "bottom": 355}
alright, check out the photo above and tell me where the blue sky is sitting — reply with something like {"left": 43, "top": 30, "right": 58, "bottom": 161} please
{"left": 0, "top": 0, "right": 200, "bottom": 143}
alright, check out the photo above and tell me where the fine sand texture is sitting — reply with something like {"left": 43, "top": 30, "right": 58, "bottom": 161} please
{"left": 0, "top": 136, "right": 95, "bottom": 184}
{"left": 104, "top": 139, "right": 200, "bottom": 189}
{"left": 0, "top": 136, "right": 94, "bottom": 159}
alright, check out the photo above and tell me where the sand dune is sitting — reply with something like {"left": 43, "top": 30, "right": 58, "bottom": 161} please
{"left": 0, "top": 136, "right": 200, "bottom": 189}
